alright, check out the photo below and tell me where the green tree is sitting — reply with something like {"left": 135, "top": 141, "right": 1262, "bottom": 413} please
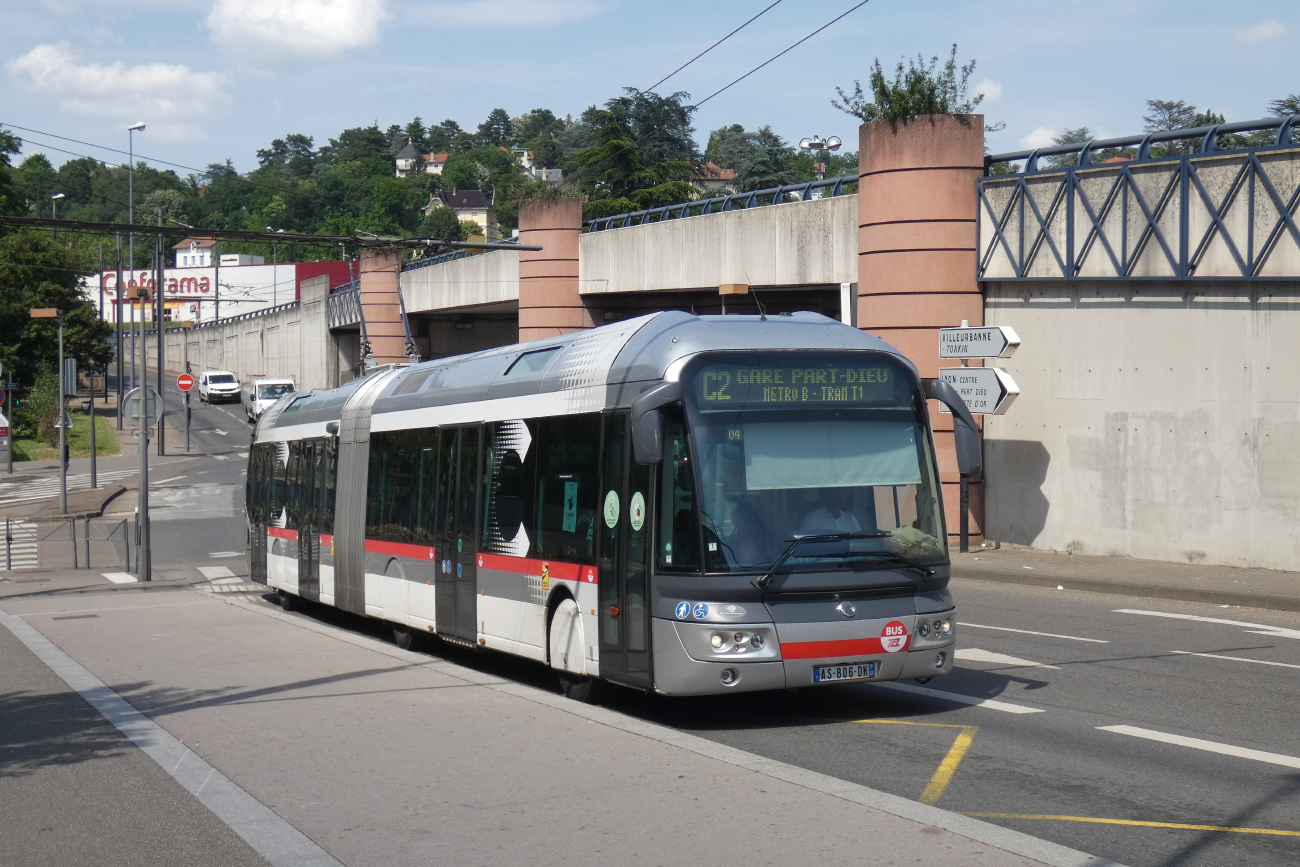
{"left": 476, "top": 108, "right": 515, "bottom": 147}
{"left": 419, "top": 206, "right": 463, "bottom": 242}
{"left": 572, "top": 107, "right": 696, "bottom": 219}
{"left": 833, "top": 44, "right": 985, "bottom": 123}
{"left": 0, "top": 231, "right": 112, "bottom": 389}
{"left": 428, "top": 119, "right": 466, "bottom": 154}
{"left": 735, "top": 147, "right": 794, "bottom": 191}
{"left": 0, "top": 128, "right": 25, "bottom": 217}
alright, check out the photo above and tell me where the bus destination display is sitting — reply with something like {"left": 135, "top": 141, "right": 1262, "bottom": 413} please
{"left": 692, "top": 360, "right": 901, "bottom": 410}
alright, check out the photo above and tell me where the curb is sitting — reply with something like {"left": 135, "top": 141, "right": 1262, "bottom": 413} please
{"left": 954, "top": 570, "right": 1300, "bottom": 614}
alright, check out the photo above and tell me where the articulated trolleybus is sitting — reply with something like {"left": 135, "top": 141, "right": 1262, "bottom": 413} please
{"left": 246, "top": 311, "right": 981, "bottom": 699}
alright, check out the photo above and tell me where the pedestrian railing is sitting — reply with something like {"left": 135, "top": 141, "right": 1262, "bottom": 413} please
{"left": 32, "top": 516, "right": 133, "bottom": 572}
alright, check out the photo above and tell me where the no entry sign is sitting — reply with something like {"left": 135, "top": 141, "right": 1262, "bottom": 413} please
{"left": 177, "top": 373, "right": 195, "bottom": 392}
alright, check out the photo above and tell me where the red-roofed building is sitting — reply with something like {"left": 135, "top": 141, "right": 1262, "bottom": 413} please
{"left": 691, "top": 162, "right": 737, "bottom": 193}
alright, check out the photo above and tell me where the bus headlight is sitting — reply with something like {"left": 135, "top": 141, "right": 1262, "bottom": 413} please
{"left": 710, "top": 632, "right": 727, "bottom": 649}
{"left": 940, "top": 619, "right": 952, "bottom": 636}
{"left": 750, "top": 633, "right": 764, "bottom": 649}
{"left": 917, "top": 621, "right": 931, "bottom": 638}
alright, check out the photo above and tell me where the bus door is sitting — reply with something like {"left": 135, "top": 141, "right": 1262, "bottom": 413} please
{"left": 297, "top": 437, "right": 322, "bottom": 602}
{"left": 248, "top": 443, "right": 270, "bottom": 584}
{"left": 598, "top": 413, "right": 652, "bottom": 689}
{"left": 436, "top": 425, "right": 481, "bottom": 642}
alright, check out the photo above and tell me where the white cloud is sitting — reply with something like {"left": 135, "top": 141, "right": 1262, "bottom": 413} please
{"left": 406, "top": 0, "right": 606, "bottom": 28}
{"left": 1019, "top": 126, "right": 1057, "bottom": 150}
{"left": 6, "top": 43, "right": 227, "bottom": 141}
{"left": 1236, "top": 19, "right": 1286, "bottom": 43}
{"left": 974, "top": 78, "right": 1003, "bottom": 105}
{"left": 207, "top": 0, "right": 390, "bottom": 57}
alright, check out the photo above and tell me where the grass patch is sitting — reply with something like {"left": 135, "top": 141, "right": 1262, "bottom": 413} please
{"left": 13, "top": 413, "right": 120, "bottom": 461}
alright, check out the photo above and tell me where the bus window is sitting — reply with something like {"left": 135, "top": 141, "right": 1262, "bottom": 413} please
{"left": 272, "top": 443, "right": 288, "bottom": 527}
{"left": 536, "top": 414, "right": 599, "bottom": 564}
{"left": 321, "top": 437, "right": 337, "bottom": 535}
{"left": 368, "top": 429, "right": 437, "bottom": 544}
{"left": 656, "top": 409, "right": 699, "bottom": 572}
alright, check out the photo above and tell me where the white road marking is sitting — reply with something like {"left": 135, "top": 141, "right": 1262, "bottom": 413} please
{"left": 0, "top": 521, "right": 38, "bottom": 570}
{"left": 214, "top": 429, "right": 227, "bottom": 436}
{"left": 198, "top": 566, "right": 235, "bottom": 580}
{"left": 0, "top": 469, "right": 137, "bottom": 506}
{"left": 963, "top": 622, "right": 1108, "bottom": 643}
{"left": 102, "top": 572, "right": 138, "bottom": 584}
{"left": 871, "top": 681, "right": 1045, "bottom": 714}
{"left": 213, "top": 454, "right": 230, "bottom": 461}
{"left": 1169, "top": 649, "right": 1300, "bottom": 671}
{"left": 209, "top": 551, "right": 242, "bottom": 558}
{"left": 1097, "top": 724, "right": 1300, "bottom": 770}
{"left": 1115, "top": 608, "right": 1300, "bottom": 640}
{"left": 237, "top": 452, "right": 249, "bottom": 459}
{"left": 956, "top": 648, "right": 1060, "bottom": 669}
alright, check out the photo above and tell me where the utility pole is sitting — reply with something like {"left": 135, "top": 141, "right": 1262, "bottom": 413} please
{"left": 115, "top": 233, "right": 124, "bottom": 429}
{"left": 183, "top": 323, "right": 191, "bottom": 453}
{"left": 127, "top": 122, "right": 145, "bottom": 272}
{"left": 155, "top": 209, "right": 165, "bottom": 456}
{"left": 214, "top": 244, "right": 220, "bottom": 322}
{"left": 136, "top": 279, "right": 151, "bottom": 581}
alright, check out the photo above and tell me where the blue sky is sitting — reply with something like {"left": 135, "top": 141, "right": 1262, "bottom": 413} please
{"left": 3, "top": 0, "right": 1296, "bottom": 174}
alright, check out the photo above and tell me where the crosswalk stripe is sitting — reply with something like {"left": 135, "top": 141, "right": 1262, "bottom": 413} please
{"left": 0, "top": 469, "right": 138, "bottom": 506}
{"left": 1, "top": 522, "right": 39, "bottom": 570}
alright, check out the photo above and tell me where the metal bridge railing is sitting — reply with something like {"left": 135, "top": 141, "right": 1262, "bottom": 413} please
{"left": 583, "top": 174, "right": 857, "bottom": 233}
{"left": 402, "top": 241, "right": 528, "bottom": 272}
{"left": 327, "top": 280, "right": 362, "bottom": 329}
{"left": 977, "top": 115, "right": 1300, "bottom": 281}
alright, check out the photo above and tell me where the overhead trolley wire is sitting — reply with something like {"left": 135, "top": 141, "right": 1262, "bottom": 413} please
{"left": 693, "top": 0, "right": 873, "bottom": 108}
{"left": 643, "top": 0, "right": 784, "bottom": 93}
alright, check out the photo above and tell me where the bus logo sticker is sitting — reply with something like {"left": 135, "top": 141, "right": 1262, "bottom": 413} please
{"left": 603, "top": 490, "right": 620, "bottom": 528}
{"left": 629, "top": 492, "right": 646, "bottom": 531}
{"left": 881, "top": 620, "right": 909, "bottom": 653}
{"left": 675, "top": 601, "right": 691, "bottom": 620}
{"left": 541, "top": 563, "right": 550, "bottom": 591}
{"left": 693, "top": 602, "right": 709, "bottom": 620}
{"left": 457, "top": 563, "right": 463, "bottom": 578}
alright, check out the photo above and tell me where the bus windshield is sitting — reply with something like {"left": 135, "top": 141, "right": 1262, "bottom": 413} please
{"left": 680, "top": 353, "right": 947, "bottom": 574}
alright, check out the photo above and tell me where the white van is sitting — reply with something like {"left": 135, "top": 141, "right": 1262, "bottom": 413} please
{"left": 198, "top": 370, "right": 241, "bottom": 403}
{"left": 242, "top": 378, "right": 296, "bottom": 422}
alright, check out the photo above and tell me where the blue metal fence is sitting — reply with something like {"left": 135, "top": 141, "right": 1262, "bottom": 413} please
{"left": 978, "top": 115, "right": 1300, "bottom": 281}
{"left": 583, "top": 174, "right": 856, "bottom": 233}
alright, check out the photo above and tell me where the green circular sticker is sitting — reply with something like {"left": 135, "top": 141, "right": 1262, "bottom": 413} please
{"left": 603, "top": 490, "right": 620, "bottom": 528}
{"left": 456, "top": 538, "right": 463, "bottom": 553}
{"left": 629, "top": 492, "right": 646, "bottom": 532}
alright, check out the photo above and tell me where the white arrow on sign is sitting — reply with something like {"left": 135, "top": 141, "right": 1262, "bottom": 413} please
{"left": 939, "top": 325, "right": 1020, "bottom": 359}
{"left": 938, "top": 367, "right": 1019, "bottom": 415}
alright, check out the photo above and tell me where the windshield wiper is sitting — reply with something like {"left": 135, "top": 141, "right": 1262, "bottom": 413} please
{"left": 753, "top": 532, "right": 890, "bottom": 589}
{"left": 846, "top": 551, "right": 937, "bottom": 580}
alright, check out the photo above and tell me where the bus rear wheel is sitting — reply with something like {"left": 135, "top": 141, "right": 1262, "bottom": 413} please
{"left": 278, "top": 589, "right": 299, "bottom": 611}
{"left": 393, "top": 625, "right": 415, "bottom": 650}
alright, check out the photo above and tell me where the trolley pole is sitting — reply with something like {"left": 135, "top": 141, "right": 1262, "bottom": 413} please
{"left": 183, "top": 325, "right": 191, "bottom": 453}
{"left": 958, "top": 319, "right": 970, "bottom": 554}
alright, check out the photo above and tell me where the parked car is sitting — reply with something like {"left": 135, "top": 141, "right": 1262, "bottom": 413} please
{"left": 242, "top": 378, "right": 296, "bottom": 422}
{"left": 198, "top": 370, "right": 241, "bottom": 403}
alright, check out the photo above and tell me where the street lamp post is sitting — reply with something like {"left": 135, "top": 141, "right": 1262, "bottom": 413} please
{"left": 127, "top": 122, "right": 145, "bottom": 270}
{"left": 50, "top": 192, "right": 65, "bottom": 241}
{"left": 798, "top": 134, "right": 842, "bottom": 183}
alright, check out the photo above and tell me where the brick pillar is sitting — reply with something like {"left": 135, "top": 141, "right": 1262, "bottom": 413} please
{"left": 857, "top": 115, "right": 985, "bottom": 538}
{"left": 358, "top": 248, "right": 407, "bottom": 365}
{"left": 518, "top": 198, "right": 589, "bottom": 342}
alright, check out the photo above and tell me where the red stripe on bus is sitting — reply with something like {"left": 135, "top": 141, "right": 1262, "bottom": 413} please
{"left": 267, "top": 527, "right": 296, "bottom": 540}
{"left": 780, "top": 636, "right": 908, "bottom": 659}
{"left": 364, "top": 539, "right": 438, "bottom": 560}
{"left": 477, "top": 552, "right": 596, "bottom": 584}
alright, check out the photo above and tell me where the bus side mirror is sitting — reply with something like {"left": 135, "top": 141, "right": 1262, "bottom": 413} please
{"left": 630, "top": 381, "right": 682, "bottom": 465}
{"left": 922, "top": 379, "right": 982, "bottom": 479}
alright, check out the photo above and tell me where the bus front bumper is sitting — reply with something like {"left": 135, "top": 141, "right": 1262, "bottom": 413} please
{"left": 652, "top": 617, "right": 955, "bottom": 696}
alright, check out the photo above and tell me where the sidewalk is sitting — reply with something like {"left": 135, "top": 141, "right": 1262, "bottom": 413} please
{"left": 0, "top": 569, "right": 1110, "bottom": 867}
{"left": 954, "top": 546, "right": 1300, "bottom": 612}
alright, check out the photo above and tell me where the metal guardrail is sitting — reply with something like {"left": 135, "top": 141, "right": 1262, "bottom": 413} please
{"left": 583, "top": 174, "right": 857, "bottom": 232}
{"left": 403, "top": 241, "right": 529, "bottom": 272}
{"left": 327, "top": 281, "right": 362, "bottom": 329}
{"left": 139, "top": 300, "right": 302, "bottom": 336}
{"left": 28, "top": 516, "right": 132, "bottom": 571}
{"left": 977, "top": 115, "right": 1300, "bottom": 281}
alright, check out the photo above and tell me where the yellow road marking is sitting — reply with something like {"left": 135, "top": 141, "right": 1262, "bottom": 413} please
{"left": 853, "top": 719, "right": 978, "bottom": 805}
{"left": 961, "top": 812, "right": 1300, "bottom": 838}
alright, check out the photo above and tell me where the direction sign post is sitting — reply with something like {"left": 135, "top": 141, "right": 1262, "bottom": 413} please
{"left": 937, "top": 320, "right": 1024, "bottom": 553}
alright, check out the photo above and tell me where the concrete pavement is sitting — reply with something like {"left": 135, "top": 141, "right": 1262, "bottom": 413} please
{"left": 0, "top": 571, "right": 1110, "bottom": 867}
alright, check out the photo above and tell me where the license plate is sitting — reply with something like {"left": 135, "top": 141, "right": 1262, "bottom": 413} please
{"left": 813, "top": 661, "right": 878, "bottom": 683}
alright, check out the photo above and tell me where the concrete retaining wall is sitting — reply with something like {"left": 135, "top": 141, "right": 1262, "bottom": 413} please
{"left": 983, "top": 280, "right": 1300, "bottom": 571}
{"left": 150, "top": 276, "right": 343, "bottom": 393}
{"left": 580, "top": 194, "right": 857, "bottom": 294}
{"left": 402, "top": 250, "right": 520, "bottom": 314}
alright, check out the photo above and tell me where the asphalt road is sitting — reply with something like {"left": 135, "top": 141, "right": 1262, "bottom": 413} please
{"left": 68, "top": 382, "right": 1300, "bottom": 866}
